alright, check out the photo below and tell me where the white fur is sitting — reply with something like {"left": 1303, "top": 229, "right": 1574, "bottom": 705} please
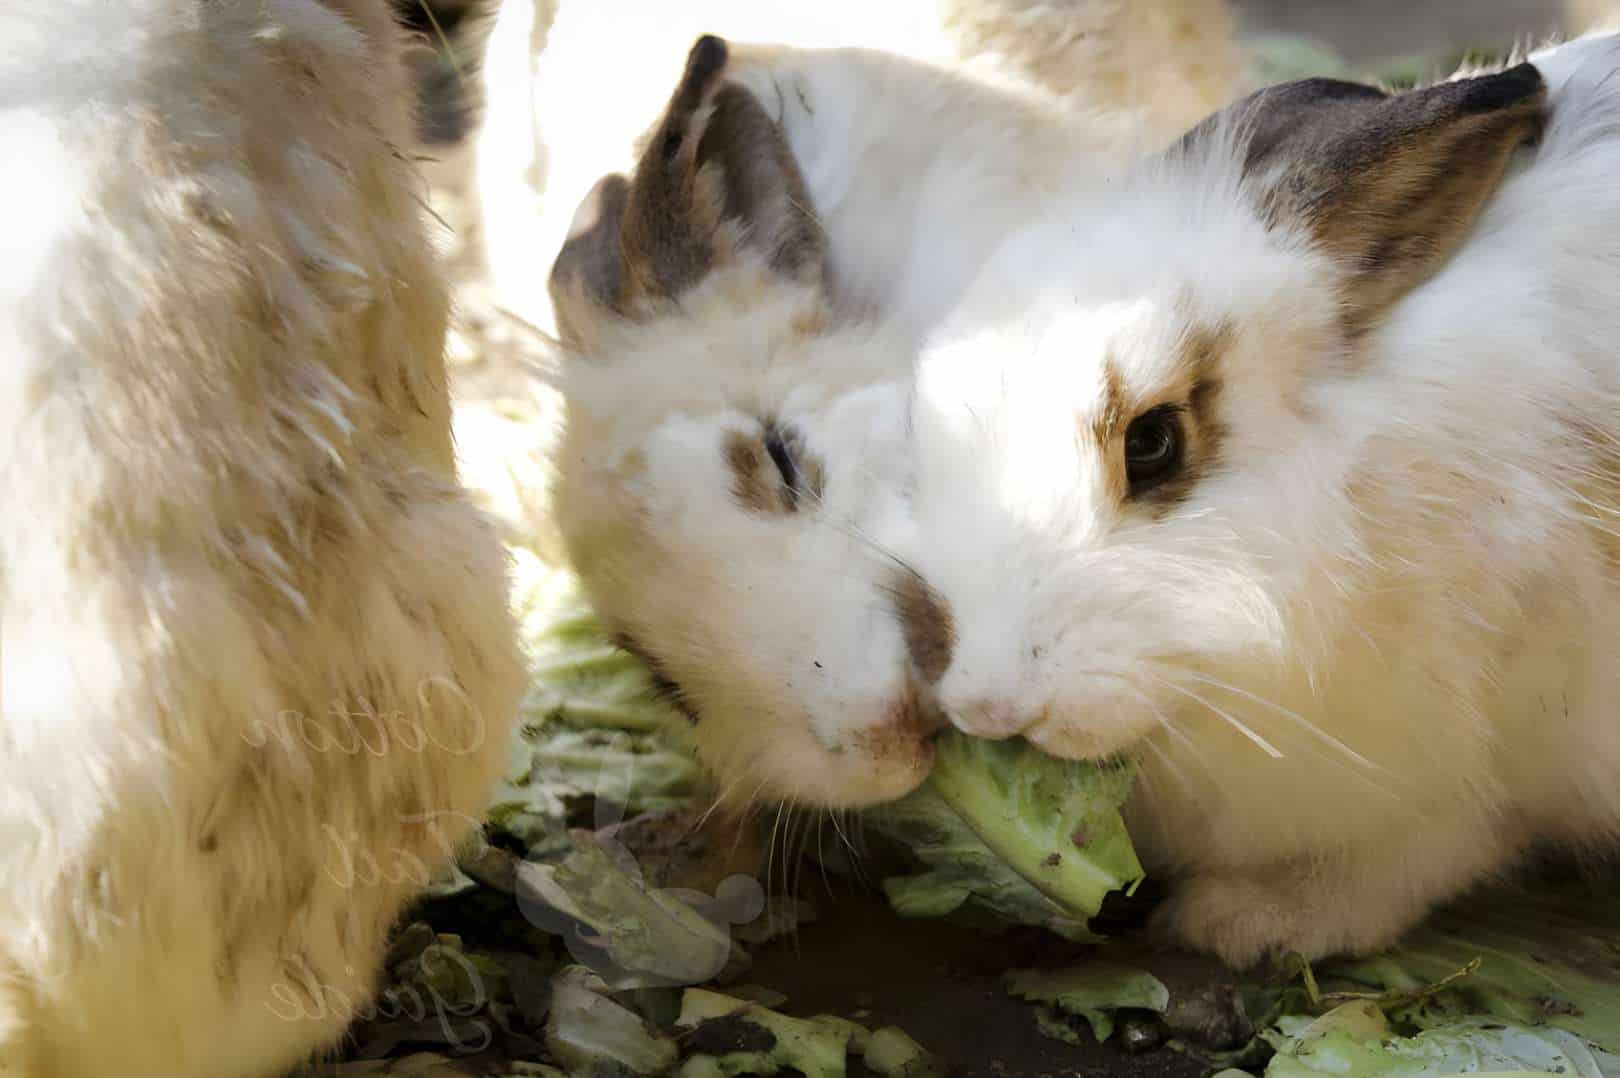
{"left": 910, "top": 32, "right": 1620, "bottom": 964}
{"left": 0, "top": 2, "right": 523, "bottom": 1073}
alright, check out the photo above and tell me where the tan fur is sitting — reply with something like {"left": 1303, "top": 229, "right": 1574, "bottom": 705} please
{"left": 723, "top": 430, "right": 788, "bottom": 514}
{"left": 1, "top": 3, "right": 524, "bottom": 1074}
{"left": 1141, "top": 321, "right": 1233, "bottom": 512}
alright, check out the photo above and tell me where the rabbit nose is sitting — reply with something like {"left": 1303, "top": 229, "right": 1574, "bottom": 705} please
{"left": 945, "top": 696, "right": 1027, "bottom": 739}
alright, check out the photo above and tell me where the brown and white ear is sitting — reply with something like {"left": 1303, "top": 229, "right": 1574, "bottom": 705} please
{"left": 1182, "top": 63, "right": 1546, "bottom": 334}
{"left": 549, "top": 34, "right": 825, "bottom": 344}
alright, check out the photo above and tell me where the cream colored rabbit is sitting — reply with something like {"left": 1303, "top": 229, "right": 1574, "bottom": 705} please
{"left": 0, "top": 2, "right": 523, "bottom": 1074}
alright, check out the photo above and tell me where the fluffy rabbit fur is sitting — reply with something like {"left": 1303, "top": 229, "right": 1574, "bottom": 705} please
{"left": 0, "top": 2, "right": 523, "bottom": 1074}
{"left": 552, "top": 30, "right": 1620, "bottom": 967}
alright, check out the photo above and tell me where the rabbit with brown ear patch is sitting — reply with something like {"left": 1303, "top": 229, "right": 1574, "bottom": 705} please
{"left": 1, "top": 2, "right": 523, "bottom": 1073}
{"left": 910, "top": 33, "right": 1620, "bottom": 966}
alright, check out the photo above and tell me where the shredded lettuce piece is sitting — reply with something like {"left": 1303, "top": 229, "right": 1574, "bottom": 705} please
{"left": 1008, "top": 962, "right": 1170, "bottom": 1043}
{"left": 863, "top": 1026, "right": 945, "bottom": 1078}
{"left": 544, "top": 966, "right": 678, "bottom": 1077}
{"left": 516, "top": 832, "right": 738, "bottom": 990}
{"left": 674, "top": 989, "right": 855, "bottom": 1078}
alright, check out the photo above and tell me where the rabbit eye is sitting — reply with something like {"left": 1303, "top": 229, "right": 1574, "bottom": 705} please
{"left": 1124, "top": 405, "right": 1184, "bottom": 493}
{"left": 725, "top": 422, "right": 824, "bottom": 515}
{"left": 763, "top": 424, "right": 801, "bottom": 501}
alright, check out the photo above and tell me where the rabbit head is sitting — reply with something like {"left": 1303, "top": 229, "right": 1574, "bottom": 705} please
{"left": 911, "top": 66, "right": 1548, "bottom": 783}
{"left": 548, "top": 36, "right": 952, "bottom": 809}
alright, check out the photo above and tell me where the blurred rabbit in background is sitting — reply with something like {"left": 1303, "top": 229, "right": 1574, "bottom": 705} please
{"left": 0, "top": 1, "right": 524, "bottom": 1073}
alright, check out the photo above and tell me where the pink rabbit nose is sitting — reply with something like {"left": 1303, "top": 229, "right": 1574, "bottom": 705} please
{"left": 946, "top": 697, "right": 1027, "bottom": 739}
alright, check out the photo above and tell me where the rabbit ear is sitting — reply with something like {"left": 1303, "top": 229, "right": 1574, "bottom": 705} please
{"left": 1183, "top": 64, "right": 1546, "bottom": 335}
{"left": 550, "top": 34, "right": 825, "bottom": 343}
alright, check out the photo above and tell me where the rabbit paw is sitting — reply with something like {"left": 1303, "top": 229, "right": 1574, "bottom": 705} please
{"left": 1153, "top": 870, "right": 1403, "bottom": 970}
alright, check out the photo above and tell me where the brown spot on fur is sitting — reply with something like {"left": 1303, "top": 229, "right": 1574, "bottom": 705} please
{"left": 1089, "top": 359, "right": 1128, "bottom": 447}
{"left": 724, "top": 430, "right": 779, "bottom": 513}
{"left": 1083, "top": 359, "right": 1132, "bottom": 504}
{"left": 1181, "top": 320, "right": 1232, "bottom": 477}
{"left": 849, "top": 684, "right": 946, "bottom": 757}
{"left": 892, "top": 571, "right": 956, "bottom": 683}
{"left": 724, "top": 423, "right": 823, "bottom": 515}
{"left": 1129, "top": 321, "right": 1233, "bottom": 515}
{"left": 792, "top": 305, "right": 831, "bottom": 337}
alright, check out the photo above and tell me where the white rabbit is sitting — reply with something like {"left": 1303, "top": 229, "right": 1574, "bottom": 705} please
{"left": 908, "top": 32, "right": 1620, "bottom": 965}
{"left": 545, "top": 34, "right": 1175, "bottom": 809}
{"left": 0, "top": 2, "right": 524, "bottom": 1074}
{"left": 473, "top": 0, "right": 1243, "bottom": 336}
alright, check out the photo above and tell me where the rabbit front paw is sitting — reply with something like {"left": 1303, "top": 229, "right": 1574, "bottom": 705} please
{"left": 1153, "top": 869, "right": 1406, "bottom": 970}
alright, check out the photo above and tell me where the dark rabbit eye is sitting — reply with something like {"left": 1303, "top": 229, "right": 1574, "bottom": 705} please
{"left": 763, "top": 424, "right": 800, "bottom": 498}
{"left": 1124, "top": 405, "right": 1185, "bottom": 493}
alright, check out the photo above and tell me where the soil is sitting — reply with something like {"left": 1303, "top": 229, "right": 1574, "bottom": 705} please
{"left": 742, "top": 880, "right": 1238, "bottom": 1078}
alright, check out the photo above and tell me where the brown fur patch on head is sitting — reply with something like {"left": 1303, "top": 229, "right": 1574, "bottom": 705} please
{"left": 1136, "top": 322, "right": 1232, "bottom": 514}
{"left": 1080, "top": 359, "right": 1132, "bottom": 505}
{"left": 891, "top": 570, "right": 956, "bottom": 684}
{"left": 723, "top": 422, "right": 824, "bottom": 516}
{"left": 1088, "top": 359, "right": 1129, "bottom": 447}
{"left": 724, "top": 430, "right": 783, "bottom": 514}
